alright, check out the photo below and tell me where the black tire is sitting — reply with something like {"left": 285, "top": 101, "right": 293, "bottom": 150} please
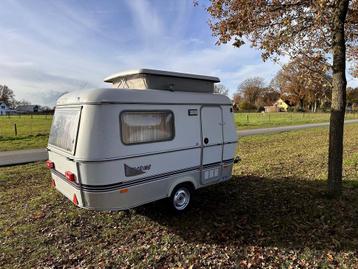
{"left": 170, "top": 184, "right": 192, "bottom": 213}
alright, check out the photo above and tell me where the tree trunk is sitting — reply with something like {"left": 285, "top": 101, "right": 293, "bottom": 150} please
{"left": 327, "top": 0, "right": 349, "bottom": 197}
{"left": 299, "top": 98, "right": 304, "bottom": 111}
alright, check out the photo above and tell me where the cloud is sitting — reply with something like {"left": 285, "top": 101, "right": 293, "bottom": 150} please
{"left": 111, "top": 41, "right": 282, "bottom": 97}
{"left": 0, "top": 62, "right": 99, "bottom": 106}
{"left": 125, "top": 0, "right": 164, "bottom": 44}
{"left": 2, "top": 0, "right": 355, "bottom": 106}
{"left": 0, "top": 63, "right": 96, "bottom": 88}
{"left": 38, "top": 90, "right": 69, "bottom": 107}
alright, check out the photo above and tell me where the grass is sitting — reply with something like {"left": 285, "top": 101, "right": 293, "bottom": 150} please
{"left": 0, "top": 115, "right": 52, "bottom": 151}
{"left": 0, "top": 112, "right": 358, "bottom": 151}
{"left": 1, "top": 125, "right": 358, "bottom": 267}
{"left": 0, "top": 115, "right": 52, "bottom": 137}
{"left": 0, "top": 135, "right": 48, "bottom": 151}
{"left": 235, "top": 112, "right": 358, "bottom": 129}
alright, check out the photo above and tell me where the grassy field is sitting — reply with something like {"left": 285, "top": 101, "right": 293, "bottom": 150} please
{"left": 0, "top": 135, "right": 49, "bottom": 151}
{"left": 235, "top": 112, "right": 358, "bottom": 129}
{"left": 0, "top": 115, "right": 52, "bottom": 151}
{"left": 0, "top": 115, "right": 52, "bottom": 137}
{"left": 0, "top": 113, "right": 357, "bottom": 151}
{"left": 1, "top": 126, "right": 358, "bottom": 268}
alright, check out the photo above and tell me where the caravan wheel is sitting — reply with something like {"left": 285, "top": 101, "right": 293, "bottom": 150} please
{"left": 170, "top": 185, "right": 192, "bottom": 212}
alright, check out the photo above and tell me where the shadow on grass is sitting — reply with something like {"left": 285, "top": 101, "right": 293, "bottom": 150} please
{"left": 136, "top": 175, "right": 358, "bottom": 251}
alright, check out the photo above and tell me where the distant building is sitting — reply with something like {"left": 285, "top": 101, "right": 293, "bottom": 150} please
{"left": 274, "top": 98, "right": 289, "bottom": 111}
{"left": 16, "top": 105, "right": 40, "bottom": 113}
{"left": 352, "top": 103, "right": 358, "bottom": 112}
{"left": 264, "top": 98, "right": 289, "bottom": 112}
{"left": 0, "top": 102, "right": 11, "bottom": 115}
{"left": 264, "top": 106, "right": 278, "bottom": 113}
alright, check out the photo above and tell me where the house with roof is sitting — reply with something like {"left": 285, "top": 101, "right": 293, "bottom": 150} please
{"left": 16, "top": 105, "right": 40, "bottom": 113}
{"left": 264, "top": 98, "right": 289, "bottom": 112}
{"left": 0, "top": 101, "right": 11, "bottom": 115}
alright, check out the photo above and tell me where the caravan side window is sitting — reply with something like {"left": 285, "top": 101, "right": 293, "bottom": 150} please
{"left": 120, "top": 111, "right": 174, "bottom": 145}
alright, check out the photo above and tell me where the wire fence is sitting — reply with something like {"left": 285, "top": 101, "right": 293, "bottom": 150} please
{"left": 0, "top": 114, "right": 53, "bottom": 137}
{"left": 235, "top": 112, "right": 358, "bottom": 128}
{"left": 1, "top": 112, "right": 358, "bottom": 138}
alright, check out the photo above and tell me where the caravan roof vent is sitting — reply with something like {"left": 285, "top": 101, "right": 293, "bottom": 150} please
{"left": 104, "top": 69, "right": 220, "bottom": 93}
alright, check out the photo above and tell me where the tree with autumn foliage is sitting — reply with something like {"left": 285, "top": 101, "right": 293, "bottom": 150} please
{"left": 0, "top": 85, "right": 15, "bottom": 108}
{"left": 347, "top": 86, "right": 358, "bottom": 106}
{"left": 235, "top": 77, "right": 280, "bottom": 110}
{"left": 214, "top": 84, "right": 229, "bottom": 96}
{"left": 238, "top": 77, "right": 265, "bottom": 105}
{"left": 272, "top": 56, "right": 332, "bottom": 112}
{"left": 207, "top": 0, "right": 358, "bottom": 196}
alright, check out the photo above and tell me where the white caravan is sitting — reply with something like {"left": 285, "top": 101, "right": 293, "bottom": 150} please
{"left": 46, "top": 69, "right": 238, "bottom": 212}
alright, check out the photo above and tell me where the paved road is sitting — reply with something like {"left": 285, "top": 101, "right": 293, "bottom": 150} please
{"left": 1, "top": 119, "right": 358, "bottom": 167}
{"left": 0, "top": 148, "right": 48, "bottom": 167}
{"left": 238, "top": 119, "right": 358, "bottom": 137}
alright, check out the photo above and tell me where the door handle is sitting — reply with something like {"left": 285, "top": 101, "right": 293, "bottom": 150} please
{"left": 204, "top": 137, "right": 209, "bottom": 144}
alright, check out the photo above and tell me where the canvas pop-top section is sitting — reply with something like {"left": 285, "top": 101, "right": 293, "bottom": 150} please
{"left": 104, "top": 69, "right": 220, "bottom": 93}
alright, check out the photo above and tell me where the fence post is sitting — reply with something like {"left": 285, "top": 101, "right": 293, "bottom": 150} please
{"left": 14, "top": 123, "right": 17, "bottom": 136}
{"left": 246, "top": 114, "right": 249, "bottom": 122}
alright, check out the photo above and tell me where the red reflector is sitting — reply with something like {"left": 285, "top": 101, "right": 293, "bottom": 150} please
{"left": 46, "top": 160, "right": 54, "bottom": 169}
{"left": 51, "top": 179, "right": 56, "bottom": 188}
{"left": 73, "top": 194, "right": 78, "bottom": 205}
{"left": 65, "top": 171, "right": 75, "bottom": 182}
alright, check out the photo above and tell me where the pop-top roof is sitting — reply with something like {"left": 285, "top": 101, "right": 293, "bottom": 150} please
{"left": 103, "top": 69, "right": 220, "bottom": 93}
{"left": 104, "top": 69, "right": 220, "bottom": 83}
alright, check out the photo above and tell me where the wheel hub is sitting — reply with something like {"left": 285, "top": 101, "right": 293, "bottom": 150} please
{"left": 173, "top": 189, "right": 190, "bottom": 210}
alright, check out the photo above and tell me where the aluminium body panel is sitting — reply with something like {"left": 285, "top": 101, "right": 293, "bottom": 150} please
{"left": 200, "top": 106, "right": 224, "bottom": 165}
{"left": 51, "top": 161, "right": 234, "bottom": 210}
{"left": 55, "top": 88, "right": 231, "bottom": 107}
{"left": 77, "top": 147, "right": 202, "bottom": 186}
{"left": 222, "top": 106, "right": 238, "bottom": 161}
{"left": 73, "top": 104, "right": 203, "bottom": 161}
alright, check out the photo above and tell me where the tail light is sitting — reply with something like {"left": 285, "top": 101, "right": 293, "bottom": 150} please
{"left": 73, "top": 194, "right": 78, "bottom": 205}
{"left": 46, "top": 160, "right": 55, "bottom": 169}
{"left": 65, "top": 171, "right": 75, "bottom": 182}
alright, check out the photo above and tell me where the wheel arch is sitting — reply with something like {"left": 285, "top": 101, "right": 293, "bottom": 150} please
{"left": 167, "top": 177, "right": 197, "bottom": 197}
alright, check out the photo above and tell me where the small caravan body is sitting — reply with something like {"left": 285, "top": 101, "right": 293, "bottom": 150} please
{"left": 47, "top": 69, "right": 238, "bottom": 211}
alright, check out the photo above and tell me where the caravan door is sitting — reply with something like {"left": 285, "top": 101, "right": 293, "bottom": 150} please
{"left": 200, "top": 106, "right": 223, "bottom": 184}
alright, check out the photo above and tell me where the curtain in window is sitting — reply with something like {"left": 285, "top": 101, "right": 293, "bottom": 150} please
{"left": 121, "top": 111, "right": 174, "bottom": 144}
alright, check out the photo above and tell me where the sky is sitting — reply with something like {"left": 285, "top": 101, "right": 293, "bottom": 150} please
{"left": 1, "top": 0, "right": 358, "bottom": 106}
